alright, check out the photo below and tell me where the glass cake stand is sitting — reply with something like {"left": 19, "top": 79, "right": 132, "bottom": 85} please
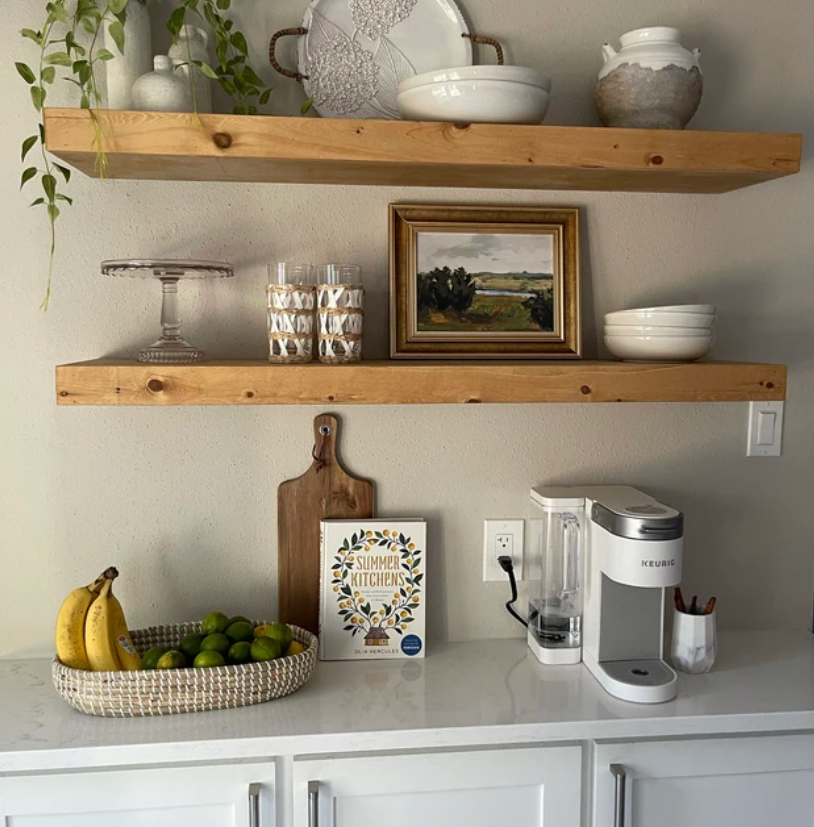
{"left": 102, "top": 259, "right": 233, "bottom": 364}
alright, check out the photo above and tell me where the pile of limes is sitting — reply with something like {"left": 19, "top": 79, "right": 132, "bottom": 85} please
{"left": 142, "top": 612, "right": 304, "bottom": 670}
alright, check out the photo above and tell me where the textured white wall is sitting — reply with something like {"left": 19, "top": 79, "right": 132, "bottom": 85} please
{"left": 1, "top": 0, "right": 812, "bottom": 658}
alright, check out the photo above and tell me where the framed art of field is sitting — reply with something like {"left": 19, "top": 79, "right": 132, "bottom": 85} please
{"left": 389, "top": 204, "right": 581, "bottom": 359}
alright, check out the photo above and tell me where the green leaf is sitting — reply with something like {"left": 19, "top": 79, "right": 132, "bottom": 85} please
{"left": 81, "top": 18, "right": 97, "bottom": 34}
{"left": 300, "top": 98, "right": 314, "bottom": 115}
{"left": 30, "top": 86, "right": 46, "bottom": 111}
{"left": 248, "top": 105, "right": 258, "bottom": 115}
{"left": 54, "top": 164, "right": 71, "bottom": 183}
{"left": 216, "top": 0, "right": 231, "bottom": 8}
{"left": 218, "top": 76, "right": 236, "bottom": 96}
{"left": 107, "top": 0, "right": 128, "bottom": 13}
{"left": 215, "top": 38, "right": 229, "bottom": 68}
{"left": 41, "top": 66, "right": 56, "bottom": 84}
{"left": 56, "top": 193, "right": 74, "bottom": 205}
{"left": 259, "top": 89, "right": 272, "bottom": 106}
{"left": 96, "top": 48, "right": 116, "bottom": 61}
{"left": 44, "top": 51, "right": 72, "bottom": 66}
{"left": 21, "top": 28, "right": 42, "bottom": 46}
{"left": 20, "top": 167, "right": 38, "bottom": 189}
{"left": 46, "top": 2, "right": 71, "bottom": 23}
{"left": 242, "top": 66, "right": 264, "bottom": 87}
{"left": 107, "top": 21, "right": 125, "bottom": 54}
{"left": 230, "top": 31, "right": 248, "bottom": 55}
{"left": 42, "top": 173, "right": 57, "bottom": 201}
{"left": 80, "top": 93, "right": 90, "bottom": 108}
{"left": 166, "top": 6, "right": 187, "bottom": 38}
{"left": 29, "top": 198, "right": 46, "bottom": 207}
{"left": 192, "top": 60, "right": 219, "bottom": 79}
{"left": 48, "top": 203, "right": 60, "bottom": 224}
{"left": 15, "top": 62, "right": 36, "bottom": 84}
{"left": 21, "top": 135, "right": 39, "bottom": 162}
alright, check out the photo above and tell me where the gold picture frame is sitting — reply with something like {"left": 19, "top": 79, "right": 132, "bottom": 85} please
{"left": 389, "top": 204, "right": 581, "bottom": 359}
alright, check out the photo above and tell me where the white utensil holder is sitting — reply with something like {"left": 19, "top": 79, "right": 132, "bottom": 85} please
{"left": 317, "top": 284, "right": 364, "bottom": 364}
{"left": 267, "top": 285, "right": 316, "bottom": 363}
{"left": 671, "top": 608, "right": 717, "bottom": 674}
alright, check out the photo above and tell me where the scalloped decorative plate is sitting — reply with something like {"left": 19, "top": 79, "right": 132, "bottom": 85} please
{"left": 297, "top": 0, "right": 472, "bottom": 119}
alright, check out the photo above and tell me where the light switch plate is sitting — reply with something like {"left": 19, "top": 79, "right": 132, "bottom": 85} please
{"left": 747, "top": 401, "right": 784, "bottom": 457}
{"left": 483, "top": 519, "right": 524, "bottom": 582}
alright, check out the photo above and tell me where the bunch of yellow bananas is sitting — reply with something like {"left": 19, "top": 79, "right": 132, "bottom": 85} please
{"left": 55, "top": 567, "right": 142, "bottom": 671}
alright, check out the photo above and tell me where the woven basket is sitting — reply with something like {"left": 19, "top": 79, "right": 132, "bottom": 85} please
{"left": 52, "top": 621, "right": 317, "bottom": 718}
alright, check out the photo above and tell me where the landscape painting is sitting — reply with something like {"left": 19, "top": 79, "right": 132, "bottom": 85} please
{"left": 416, "top": 231, "right": 557, "bottom": 334}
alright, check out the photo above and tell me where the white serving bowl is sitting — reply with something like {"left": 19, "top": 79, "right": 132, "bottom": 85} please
{"left": 618, "top": 304, "right": 717, "bottom": 315}
{"left": 605, "top": 334, "right": 714, "bottom": 362}
{"left": 397, "top": 71, "right": 551, "bottom": 124}
{"left": 399, "top": 65, "right": 552, "bottom": 93}
{"left": 605, "top": 310, "right": 716, "bottom": 329}
{"left": 605, "top": 324, "right": 715, "bottom": 337}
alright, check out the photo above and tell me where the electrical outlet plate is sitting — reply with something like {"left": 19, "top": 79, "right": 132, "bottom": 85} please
{"left": 483, "top": 519, "right": 524, "bottom": 582}
{"left": 747, "top": 401, "right": 784, "bottom": 457}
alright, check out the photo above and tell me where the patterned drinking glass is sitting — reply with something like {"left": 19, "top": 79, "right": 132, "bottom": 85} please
{"left": 267, "top": 263, "right": 315, "bottom": 363}
{"left": 317, "top": 265, "right": 364, "bottom": 364}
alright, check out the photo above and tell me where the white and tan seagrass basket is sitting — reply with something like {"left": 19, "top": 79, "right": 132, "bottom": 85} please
{"left": 52, "top": 621, "right": 317, "bottom": 717}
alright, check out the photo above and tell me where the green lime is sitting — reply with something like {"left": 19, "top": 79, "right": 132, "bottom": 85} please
{"left": 179, "top": 633, "right": 205, "bottom": 661}
{"left": 259, "top": 622, "right": 293, "bottom": 651}
{"left": 194, "top": 650, "right": 225, "bottom": 668}
{"left": 141, "top": 646, "right": 168, "bottom": 670}
{"left": 200, "top": 633, "right": 230, "bottom": 655}
{"left": 228, "top": 641, "right": 252, "bottom": 665}
{"left": 156, "top": 650, "right": 186, "bottom": 670}
{"left": 202, "top": 612, "right": 231, "bottom": 635}
{"left": 225, "top": 621, "right": 254, "bottom": 643}
{"left": 251, "top": 636, "right": 282, "bottom": 662}
{"left": 228, "top": 615, "right": 252, "bottom": 626}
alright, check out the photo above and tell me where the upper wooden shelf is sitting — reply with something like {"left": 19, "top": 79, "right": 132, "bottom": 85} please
{"left": 55, "top": 360, "right": 786, "bottom": 406}
{"left": 43, "top": 109, "right": 801, "bottom": 194}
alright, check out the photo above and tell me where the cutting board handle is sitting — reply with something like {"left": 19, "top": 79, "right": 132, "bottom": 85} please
{"left": 312, "top": 413, "right": 339, "bottom": 472}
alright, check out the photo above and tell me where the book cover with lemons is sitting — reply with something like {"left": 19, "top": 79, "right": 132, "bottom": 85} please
{"left": 319, "top": 520, "right": 426, "bottom": 661}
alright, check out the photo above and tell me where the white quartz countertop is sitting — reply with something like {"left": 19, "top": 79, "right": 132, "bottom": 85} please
{"left": 1, "top": 631, "right": 813, "bottom": 773}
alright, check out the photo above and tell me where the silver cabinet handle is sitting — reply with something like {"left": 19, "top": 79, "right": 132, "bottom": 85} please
{"left": 308, "top": 781, "right": 320, "bottom": 827}
{"left": 610, "top": 764, "right": 627, "bottom": 827}
{"left": 248, "top": 783, "right": 261, "bottom": 827}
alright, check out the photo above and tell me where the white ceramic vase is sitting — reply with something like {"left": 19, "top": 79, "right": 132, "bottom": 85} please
{"left": 131, "top": 56, "right": 193, "bottom": 113}
{"left": 103, "top": 0, "right": 152, "bottom": 110}
{"left": 168, "top": 25, "right": 213, "bottom": 114}
{"left": 595, "top": 27, "right": 703, "bottom": 129}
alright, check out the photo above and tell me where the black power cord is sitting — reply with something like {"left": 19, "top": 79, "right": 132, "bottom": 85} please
{"left": 498, "top": 555, "right": 528, "bottom": 628}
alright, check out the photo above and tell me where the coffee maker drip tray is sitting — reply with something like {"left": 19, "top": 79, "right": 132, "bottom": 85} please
{"left": 594, "top": 658, "right": 678, "bottom": 703}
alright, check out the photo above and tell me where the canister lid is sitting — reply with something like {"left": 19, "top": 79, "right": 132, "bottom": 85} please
{"left": 530, "top": 486, "right": 585, "bottom": 508}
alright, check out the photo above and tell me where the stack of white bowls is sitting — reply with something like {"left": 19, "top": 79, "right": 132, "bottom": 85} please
{"left": 397, "top": 66, "right": 552, "bottom": 125}
{"left": 604, "top": 305, "right": 717, "bottom": 361}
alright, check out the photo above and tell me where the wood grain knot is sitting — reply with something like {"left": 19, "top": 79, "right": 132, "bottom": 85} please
{"left": 147, "top": 379, "right": 164, "bottom": 393}
{"left": 452, "top": 122, "right": 471, "bottom": 131}
{"left": 649, "top": 154, "right": 665, "bottom": 166}
{"left": 764, "top": 381, "right": 775, "bottom": 389}
{"left": 59, "top": 390, "right": 69, "bottom": 397}
{"left": 245, "top": 390, "right": 255, "bottom": 398}
{"left": 580, "top": 385, "right": 591, "bottom": 395}
{"left": 327, "top": 395, "right": 336, "bottom": 402}
{"left": 213, "top": 132, "right": 233, "bottom": 149}
{"left": 465, "top": 397, "right": 482, "bottom": 404}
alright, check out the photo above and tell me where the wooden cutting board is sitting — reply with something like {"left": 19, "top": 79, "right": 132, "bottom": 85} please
{"left": 278, "top": 414, "right": 374, "bottom": 634}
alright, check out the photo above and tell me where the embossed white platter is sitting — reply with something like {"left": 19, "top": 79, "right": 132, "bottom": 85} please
{"left": 296, "top": 0, "right": 472, "bottom": 119}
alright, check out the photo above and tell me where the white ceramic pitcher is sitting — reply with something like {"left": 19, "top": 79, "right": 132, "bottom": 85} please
{"left": 168, "top": 25, "right": 213, "bottom": 113}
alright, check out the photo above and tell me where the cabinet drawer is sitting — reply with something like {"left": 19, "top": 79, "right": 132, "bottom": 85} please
{"left": 294, "top": 745, "right": 581, "bottom": 827}
{"left": 594, "top": 734, "right": 814, "bottom": 827}
{"left": 0, "top": 762, "right": 275, "bottom": 827}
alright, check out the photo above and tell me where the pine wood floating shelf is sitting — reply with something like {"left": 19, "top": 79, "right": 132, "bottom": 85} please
{"left": 43, "top": 109, "right": 801, "bottom": 194}
{"left": 55, "top": 360, "right": 786, "bottom": 406}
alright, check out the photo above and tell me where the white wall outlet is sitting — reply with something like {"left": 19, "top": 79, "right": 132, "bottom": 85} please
{"left": 483, "top": 519, "right": 524, "bottom": 582}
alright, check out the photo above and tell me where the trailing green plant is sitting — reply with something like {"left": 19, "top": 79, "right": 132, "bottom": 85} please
{"left": 17, "top": 0, "right": 272, "bottom": 308}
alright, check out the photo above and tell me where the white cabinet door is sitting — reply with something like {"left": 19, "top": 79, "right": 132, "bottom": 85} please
{"left": 594, "top": 734, "right": 814, "bottom": 827}
{"left": 293, "top": 746, "right": 581, "bottom": 827}
{"left": 0, "top": 762, "right": 275, "bottom": 827}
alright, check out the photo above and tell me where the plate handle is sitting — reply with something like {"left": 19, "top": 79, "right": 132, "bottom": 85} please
{"left": 269, "top": 27, "right": 310, "bottom": 81}
{"left": 462, "top": 32, "right": 504, "bottom": 65}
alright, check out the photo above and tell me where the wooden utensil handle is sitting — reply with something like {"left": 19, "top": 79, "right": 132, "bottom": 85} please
{"left": 269, "top": 27, "right": 309, "bottom": 81}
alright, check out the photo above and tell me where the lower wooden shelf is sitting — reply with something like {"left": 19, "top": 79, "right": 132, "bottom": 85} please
{"left": 55, "top": 359, "right": 786, "bottom": 406}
